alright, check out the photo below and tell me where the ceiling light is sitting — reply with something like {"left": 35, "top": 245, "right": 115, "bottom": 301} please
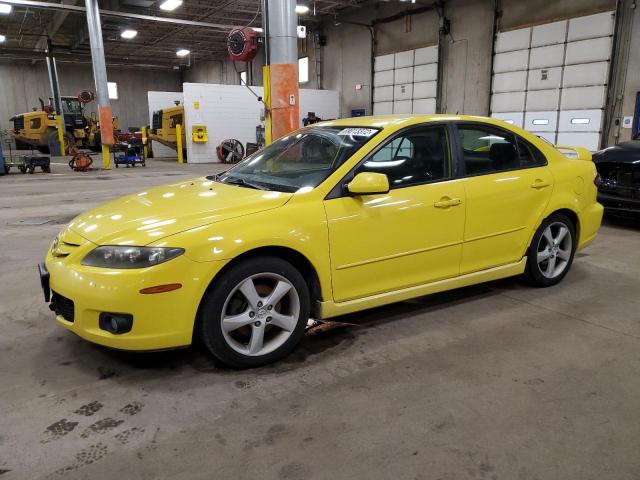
{"left": 252, "top": 27, "right": 263, "bottom": 33}
{"left": 159, "top": 0, "right": 182, "bottom": 11}
{"left": 121, "top": 29, "right": 138, "bottom": 39}
{"left": 0, "top": 34, "right": 5, "bottom": 43}
{"left": 0, "top": 3, "right": 12, "bottom": 14}
{"left": 176, "top": 49, "right": 190, "bottom": 57}
{"left": 295, "top": 5, "right": 309, "bottom": 14}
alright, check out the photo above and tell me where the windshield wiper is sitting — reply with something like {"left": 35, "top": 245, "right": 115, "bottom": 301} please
{"left": 221, "top": 176, "right": 269, "bottom": 190}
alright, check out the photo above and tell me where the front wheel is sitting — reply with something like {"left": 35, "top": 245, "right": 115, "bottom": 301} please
{"left": 199, "top": 257, "right": 310, "bottom": 368}
{"left": 524, "top": 213, "right": 576, "bottom": 287}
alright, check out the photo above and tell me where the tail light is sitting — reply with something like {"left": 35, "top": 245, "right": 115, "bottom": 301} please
{"left": 594, "top": 173, "right": 602, "bottom": 187}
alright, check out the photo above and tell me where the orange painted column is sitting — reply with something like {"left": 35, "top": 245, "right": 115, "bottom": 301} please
{"left": 268, "top": 63, "right": 300, "bottom": 141}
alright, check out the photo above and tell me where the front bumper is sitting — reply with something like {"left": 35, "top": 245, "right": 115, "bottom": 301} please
{"left": 44, "top": 248, "right": 227, "bottom": 351}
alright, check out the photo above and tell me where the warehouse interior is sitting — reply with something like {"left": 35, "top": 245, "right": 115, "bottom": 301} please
{"left": 1, "top": 0, "right": 639, "bottom": 478}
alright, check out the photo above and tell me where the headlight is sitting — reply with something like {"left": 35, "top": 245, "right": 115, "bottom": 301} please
{"left": 81, "top": 246, "right": 184, "bottom": 269}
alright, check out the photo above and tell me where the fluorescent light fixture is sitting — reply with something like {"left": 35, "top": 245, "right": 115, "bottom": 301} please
{"left": 252, "top": 27, "right": 263, "bottom": 33}
{"left": 0, "top": 34, "right": 5, "bottom": 43}
{"left": 176, "top": 49, "right": 190, "bottom": 57}
{"left": 159, "top": 0, "right": 183, "bottom": 11}
{"left": 0, "top": 3, "right": 12, "bottom": 14}
{"left": 295, "top": 4, "right": 309, "bottom": 14}
{"left": 120, "top": 29, "right": 138, "bottom": 39}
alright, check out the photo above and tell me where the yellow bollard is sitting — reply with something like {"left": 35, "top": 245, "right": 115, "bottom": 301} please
{"left": 176, "top": 124, "right": 184, "bottom": 164}
{"left": 55, "top": 114, "right": 66, "bottom": 155}
{"left": 102, "top": 144, "right": 111, "bottom": 170}
{"left": 141, "top": 125, "right": 148, "bottom": 159}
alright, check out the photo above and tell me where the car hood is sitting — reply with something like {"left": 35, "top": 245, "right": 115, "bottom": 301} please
{"left": 68, "top": 177, "right": 292, "bottom": 246}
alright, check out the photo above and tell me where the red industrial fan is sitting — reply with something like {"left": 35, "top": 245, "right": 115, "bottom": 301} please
{"left": 217, "top": 139, "right": 245, "bottom": 164}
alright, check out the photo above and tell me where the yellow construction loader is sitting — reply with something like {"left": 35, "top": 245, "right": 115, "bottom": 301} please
{"left": 9, "top": 93, "right": 119, "bottom": 154}
{"left": 147, "top": 102, "right": 186, "bottom": 158}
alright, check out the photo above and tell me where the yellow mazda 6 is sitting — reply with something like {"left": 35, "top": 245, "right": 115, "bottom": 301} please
{"left": 40, "top": 115, "right": 603, "bottom": 367}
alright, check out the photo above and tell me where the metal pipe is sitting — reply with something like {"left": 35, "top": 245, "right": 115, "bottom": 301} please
{"left": 267, "top": 0, "right": 297, "bottom": 65}
{"left": 2, "top": 0, "right": 235, "bottom": 30}
{"left": 45, "top": 40, "right": 62, "bottom": 117}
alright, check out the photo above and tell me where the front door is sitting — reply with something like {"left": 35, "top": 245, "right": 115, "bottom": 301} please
{"left": 324, "top": 125, "right": 466, "bottom": 303}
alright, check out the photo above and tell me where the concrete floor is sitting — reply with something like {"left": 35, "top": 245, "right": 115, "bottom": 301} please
{"left": 1, "top": 159, "right": 639, "bottom": 479}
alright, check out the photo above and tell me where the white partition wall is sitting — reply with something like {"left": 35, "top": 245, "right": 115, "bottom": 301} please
{"left": 490, "top": 11, "right": 615, "bottom": 150}
{"left": 182, "top": 83, "right": 340, "bottom": 163}
{"left": 147, "top": 91, "right": 183, "bottom": 158}
{"left": 373, "top": 45, "right": 438, "bottom": 115}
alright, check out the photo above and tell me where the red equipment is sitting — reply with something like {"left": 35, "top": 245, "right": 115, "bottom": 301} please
{"left": 227, "top": 27, "right": 259, "bottom": 62}
{"left": 216, "top": 139, "right": 245, "bottom": 164}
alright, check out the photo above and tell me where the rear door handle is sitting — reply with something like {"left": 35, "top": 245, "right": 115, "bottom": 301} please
{"left": 434, "top": 197, "right": 462, "bottom": 208}
{"left": 531, "top": 179, "right": 551, "bottom": 189}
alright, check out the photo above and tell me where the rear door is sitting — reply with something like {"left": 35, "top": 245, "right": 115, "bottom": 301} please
{"left": 455, "top": 122, "right": 553, "bottom": 274}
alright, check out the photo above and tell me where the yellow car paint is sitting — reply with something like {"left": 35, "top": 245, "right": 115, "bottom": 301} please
{"left": 45, "top": 114, "right": 603, "bottom": 352}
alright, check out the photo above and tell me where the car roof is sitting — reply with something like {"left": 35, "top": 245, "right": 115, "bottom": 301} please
{"left": 317, "top": 114, "right": 507, "bottom": 129}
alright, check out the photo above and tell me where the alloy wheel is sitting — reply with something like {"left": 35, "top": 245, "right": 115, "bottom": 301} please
{"left": 536, "top": 222, "right": 573, "bottom": 279}
{"left": 220, "top": 273, "right": 300, "bottom": 357}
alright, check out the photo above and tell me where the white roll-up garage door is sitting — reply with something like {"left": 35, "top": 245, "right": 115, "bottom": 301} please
{"left": 373, "top": 45, "right": 438, "bottom": 115}
{"left": 490, "top": 11, "right": 615, "bottom": 151}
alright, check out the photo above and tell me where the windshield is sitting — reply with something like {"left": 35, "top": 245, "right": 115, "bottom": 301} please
{"left": 217, "top": 126, "right": 380, "bottom": 192}
{"left": 61, "top": 98, "right": 83, "bottom": 113}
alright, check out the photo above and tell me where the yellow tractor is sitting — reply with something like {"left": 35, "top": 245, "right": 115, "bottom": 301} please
{"left": 147, "top": 102, "right": 186, "bottom": 158}
{"left": 9, "top": 92, "right": 118, "bottom": 154}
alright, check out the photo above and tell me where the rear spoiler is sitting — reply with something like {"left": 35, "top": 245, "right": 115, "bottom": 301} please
{"left": 554, "top": 145, "right": 593, "bottom": 161}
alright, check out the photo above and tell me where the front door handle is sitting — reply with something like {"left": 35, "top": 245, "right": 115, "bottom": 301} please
{"left": 434, "top": 197, "right": 462, "bottom": 209}
{"left": 531, "top": 179, "right": 551, "bottom": 189}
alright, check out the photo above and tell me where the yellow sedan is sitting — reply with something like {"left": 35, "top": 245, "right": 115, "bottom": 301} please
{"left": 40, "top": 115, "right": 603, "bottom": 367}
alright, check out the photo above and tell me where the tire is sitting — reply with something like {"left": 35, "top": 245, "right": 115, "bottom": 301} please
{"left": 42, "top": 166, "right": 51, "bottom": 173}
{"left": 199, "top": 256, "right": 310, "bottom": 368}
{"left": 28, "top": 166, "right": 35, "bottom": 174}
{"left": 524, "top": 213, "right": 576, "bottom": 287}
{"left": 19, "top": 166, "right": 27, "bottom": 174}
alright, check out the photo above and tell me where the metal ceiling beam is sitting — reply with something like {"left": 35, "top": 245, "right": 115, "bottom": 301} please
{"left": 1, "top": 0, "right": 236, "bottom": 30}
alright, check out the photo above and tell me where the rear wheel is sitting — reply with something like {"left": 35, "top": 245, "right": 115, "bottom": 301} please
{"left": 524, "top": 213, "right": 576, "bottom": 287}
{"left": 199, "top": 257, "right": 310, "bottom": 368}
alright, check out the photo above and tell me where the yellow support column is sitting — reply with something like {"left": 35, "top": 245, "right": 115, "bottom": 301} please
{"left": 176, "top": 124, "right": 184, "bottom": 164}
{"left": 262, "top": 65, "right": 272, "bottom": 146}
{"left": 55, "top": 114, "right": 66, "bottom": 155}
{"left": 141, "top": 125, "right": 148, "bottom": 159}
{"left": 102, "top": 144, "right": 111, "bottom": 170}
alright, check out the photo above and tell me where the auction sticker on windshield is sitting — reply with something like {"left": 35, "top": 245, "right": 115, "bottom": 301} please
{"left": 338, "top": 128, "right": 378, "bottom": 137}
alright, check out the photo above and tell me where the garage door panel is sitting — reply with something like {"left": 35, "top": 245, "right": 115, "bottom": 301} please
{"left": 531, "top": 20, "right": 567, "bottom": 47}
{"left": 393, "top": 100, "right": 413, "bottom": 114}
{"left": 561, "top": 86, "right": 607, "bottom": 110}
{"left": 374, "top": 70, "right": 394, "bottom": 87}
{"left": 492, "top": 71, "right": 527, "bottom": 93}
{"left": 495, "top": 28, "right": 531, "bottom": 53}
{"left": 374, "top": 54, "right": 394, "bottom": 72}
{"left": 394, "top": 50, "right": 415, "bottom": 69}
{"left": 491, "top": 112, "right": 524, "bottom": 128}
{"left": 565, "top": 37, "right": 612, "bottom": 65}
{"left": 527, "top": 67, "right": 562, "bottom": 90}
{"left": 562, "top": 62, "right": 609, "bottom": 87}
{"left": 524, "top": 111, "right": 558, "bottom": 132}
{"left": 413, "top": 63, "right": 438, "bottom": 82}
{"left": 394, "top": 67, "right": 414, "bottom": 84}
{"left": 559, "top": 109, "right": 602, "bottom": 132}
{"left": 491, "top": 91, "right": 525, "bottom": 113}
{"left": 526, "top": 89, "right": 560, "bottom": 111}
{"left": 413, "top": 81, "right": 437, "bottom": 99}
{"left": 413, "top": 98, "right": 436, "bottom": 114}
{"left": 394, "top": 83, "right": 413, "bottom": 101}
{"left": 493, "top": 50, "right": 529, "bottom": 73}
{"left": 529, "top": 45, "right": 565, "bottom": 68}
{"left": 556, "top": 132, "right": 600, "bottom": 151}
{"left": 373, "top": 85, "right": 393, "bottom": 103}
{"left": 373, "top": 101, "right": 393, "bottom": 115}
{"left": 568, "top": 12, "right": 615, "bottom": 41}
{"left": 414, "top": 46, "right": 438, "bottom": 65}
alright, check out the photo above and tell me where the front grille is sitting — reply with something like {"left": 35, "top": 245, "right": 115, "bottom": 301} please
{"left": 51, "top": 291, "right": 75, "bottom": 323}
{"left": 152, "top": 110, "right": 162, "bottom": 131}
{"left": 13, "top": 115, "right": 24, "bottom": 133}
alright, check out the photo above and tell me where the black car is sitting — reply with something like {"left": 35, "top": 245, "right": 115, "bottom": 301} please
{"left": 593, "top": 141, "right": 640, "bottom": 217}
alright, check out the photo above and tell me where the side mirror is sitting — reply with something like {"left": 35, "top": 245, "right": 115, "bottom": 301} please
{"left": 346, "top": 172, "right": 390, "bottom": 195}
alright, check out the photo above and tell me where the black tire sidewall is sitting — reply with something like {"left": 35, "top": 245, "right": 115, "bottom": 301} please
{"left": 526, "top": 213, "right": 576, "bottom": 287}
{"left": 199, "top": 257, "right": 310, "bottom": 368}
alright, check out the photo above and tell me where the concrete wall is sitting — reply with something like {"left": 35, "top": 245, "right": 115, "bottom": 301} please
{"left": 0, "top": 60, "right": 181, "bottom": 133}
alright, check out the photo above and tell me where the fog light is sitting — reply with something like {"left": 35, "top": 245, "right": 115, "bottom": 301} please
{"left": 99, "top": 313, "right": 133, "bottom": 334}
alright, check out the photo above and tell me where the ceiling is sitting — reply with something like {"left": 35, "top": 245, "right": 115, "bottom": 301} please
{"left": 0, "top": 0, "right": 367, "bottom": 67}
